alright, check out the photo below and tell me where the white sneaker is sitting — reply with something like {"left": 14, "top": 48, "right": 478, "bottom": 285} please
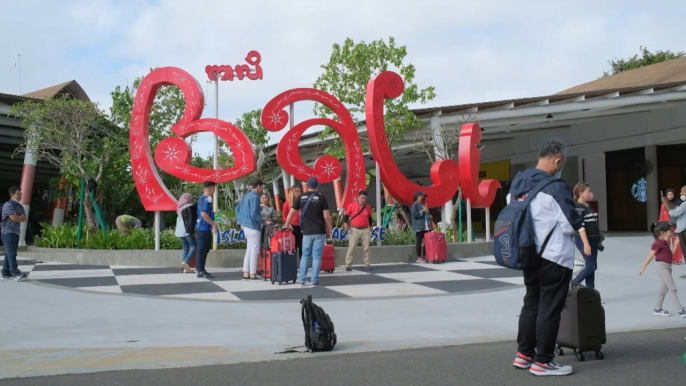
{"left": 530, "top": 361, "right": 573, "bottom": 376}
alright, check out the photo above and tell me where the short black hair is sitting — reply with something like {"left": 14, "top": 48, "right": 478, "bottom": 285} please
{"left": 358, "top": 191, "right": 368, "bottom": 196}
{"left": 203, "top": 181, "right": 216, "bottom": 188}
{"left": 538, "top": 139, "right": 566, "bottom": 159}
{"left": 8, "top": 186, "right": 20, "bottom": 196}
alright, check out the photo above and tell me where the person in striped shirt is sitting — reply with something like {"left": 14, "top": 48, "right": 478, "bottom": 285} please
{"left": 571, "top": 183, "right": 602, "bottom": 289}
{"left": 1, "top": 186, "right": 27, "bottom": 281}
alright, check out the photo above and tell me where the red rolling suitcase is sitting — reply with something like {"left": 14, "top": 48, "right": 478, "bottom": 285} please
{"left": 424, "top": 231, "right": 447, "bottom": 263}
{"left": 321, "top": 244, "right": 335, "bottom": 273}
{"left": 259, "top": 249, "right": 272, "bottom": 280}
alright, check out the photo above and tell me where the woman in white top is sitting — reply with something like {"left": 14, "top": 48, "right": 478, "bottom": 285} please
{"left": 175, "top": 193, "right": 196, "bottom": 273}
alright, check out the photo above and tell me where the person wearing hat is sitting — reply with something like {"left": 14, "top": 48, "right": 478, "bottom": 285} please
{"left": 284, "top": 177, "right": 332, "bottom": 286}
{"left": 343, "top": 190, "right": 373, "bottom": 271}
{"left": 411, "top": 191, "right": 431, "bottom": 263}
{"left": 236, "top": 179, "right": 266, "bottom": 280}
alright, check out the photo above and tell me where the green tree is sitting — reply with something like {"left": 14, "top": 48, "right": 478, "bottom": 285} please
{"left": 313, "top": 37, "right": 436, "bottom": 158}
{"left": 232, "top": 108, "right": 276, "bottom": 190}
{"left": 12, "top": 96, "right": 118, "bottom": 231}
{"left": 602, "top": 46, "right": 685, "bottom": 77}
{"left": 234, "top": 108, "right": 269, "bottom": 149}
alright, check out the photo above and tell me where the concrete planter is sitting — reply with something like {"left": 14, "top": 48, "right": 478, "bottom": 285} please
{"left": 22, "top": 242, "right": 493, "bottom": 268}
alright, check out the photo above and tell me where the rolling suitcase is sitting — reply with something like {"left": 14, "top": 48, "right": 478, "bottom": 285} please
{"left": 271, "top": 230, "right": 297, "bottom": 285}
{"left": 556, "top": 285, "right": 606, "bottom": 361}
{"left": 272, "top": 251, "right": 298, "bottom": 285}
{"left": 259, "top": 249, "right": 271, "bottom": 280}
{"left": 424, "top": 231, "right": 447, "bottom": 264}
{"left": 321, "top": 244, "right": 335, "bottom": 273}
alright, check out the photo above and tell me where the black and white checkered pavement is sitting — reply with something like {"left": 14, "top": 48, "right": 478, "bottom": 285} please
{"left": 8, "top": 256, "right": 524, "bottom": 301}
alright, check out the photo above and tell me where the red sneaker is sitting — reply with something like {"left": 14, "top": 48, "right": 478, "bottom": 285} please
{"left": 513, "top": 352, "right": 533, "bottom": 369}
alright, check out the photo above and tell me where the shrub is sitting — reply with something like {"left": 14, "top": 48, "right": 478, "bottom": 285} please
{"left": 35, "top": 226, "right": 446, "bottom": 250}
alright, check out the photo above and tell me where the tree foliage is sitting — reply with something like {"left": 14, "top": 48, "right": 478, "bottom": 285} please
{"left": 232, "top": 108, "right": 276, "bottom": 189}
{"left": 234, "top": 108, "right": 269, "bottom": 149}
{"left": 602, "top": 46, "right": 685, "bottom": 77}
{"left": 12, "top": 95, "right": 120, "bottom": 230}
{"left": 313, "top": 37, "right": 436, "bottom": 158}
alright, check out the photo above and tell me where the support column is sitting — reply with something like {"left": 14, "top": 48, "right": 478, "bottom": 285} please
{"left": 18, "top": 141, "right": 36, "bottom": 246}
{"left": 273, "top": 178, "right": 282, "bottom": 212}
{"left": 212, "top": 80, "right": 220, "bottom": 251}
{"left": 646, "top": 145, "right": 658, "bottom": 230}
{"left": 430, "top": 112, "right": 452, "bottom": 231}
{"left": 154, "top": 211, "right": 162, "bottom": 251}
{"left": 333, "top": 178, "right": 343, "bottom": 210}
{"left": 485, "top": 207, "right": 491, "bottom": 241}
{"left": 466, "top": 199, "right": 473, "bottom": 243}
{"left": 376, "top": 162, "right": 382, "bottom": 246}
{"left": 51, "top": 176, "right": 68, "bottom": 227}
{"left": 282, "top": 170, "right": 291, "bottom": 200}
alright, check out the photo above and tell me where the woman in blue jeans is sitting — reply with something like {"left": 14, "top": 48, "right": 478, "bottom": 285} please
{"left": 175, "top": 193, "right": 197, "bottom": 273}
{"left": 572, "top": 183, "right": 603, "bottom": 289}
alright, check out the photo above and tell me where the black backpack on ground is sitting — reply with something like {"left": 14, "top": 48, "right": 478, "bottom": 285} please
{"left": 181, "top": 204, "right": 198, "bottom": 234}
{"left": 301, "top": 295, "right": 337, "bottom": 352}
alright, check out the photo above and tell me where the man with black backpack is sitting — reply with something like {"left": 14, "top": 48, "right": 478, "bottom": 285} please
{"left": 284, "top": 177, "right": 332, "bottom": 287}
{"left": 507, "top": 139, "right": 588, "bottom": 376}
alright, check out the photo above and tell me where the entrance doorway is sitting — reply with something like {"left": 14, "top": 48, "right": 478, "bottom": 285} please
{"left": 657, "top": 145, "right": 686, "bottom": 209}
{"left": 606, "top": 147, "right": 647, "bottom": 231}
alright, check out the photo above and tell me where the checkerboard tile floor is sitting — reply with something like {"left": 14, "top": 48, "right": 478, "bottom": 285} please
{"left": 7, "top": 256, "right": 524, "bottom": 302}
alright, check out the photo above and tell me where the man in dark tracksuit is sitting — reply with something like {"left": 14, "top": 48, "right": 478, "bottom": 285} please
{"left": 508, "top": 139, "right": 586, "bottom": 377}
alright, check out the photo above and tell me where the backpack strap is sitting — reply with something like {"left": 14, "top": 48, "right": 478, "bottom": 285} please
{"left": 523, "top": 177, "right": 560, "bottom": 257}
{"left": 538, "top": 224, "right": 556, "bottom": 256}
{"left": 275, "top": 296, "right": 314, "bottom": 354}
{"left": 348, "top": 205, "right": 367, "bottom": 224}
{"left": 299, "top": 193, "right": 316, "bottom": 227}
{"left": 523, "top": 177, "right": 560, "bottom": 206}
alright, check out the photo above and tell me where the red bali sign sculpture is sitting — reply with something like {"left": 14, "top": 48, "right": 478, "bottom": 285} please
{"left": 129, "top": 55, "right": 500, "bottom": 211}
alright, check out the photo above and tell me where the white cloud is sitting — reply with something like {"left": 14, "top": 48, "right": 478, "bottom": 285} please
{"left": 1, "top": 0, "right": 685, "bottom": 159}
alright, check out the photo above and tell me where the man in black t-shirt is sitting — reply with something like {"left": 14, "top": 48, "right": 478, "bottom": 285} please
{"left": 285, "top": 177, "right": 332, "bottom": 286}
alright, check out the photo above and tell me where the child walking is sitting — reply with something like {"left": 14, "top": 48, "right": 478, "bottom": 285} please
{"left": 639, "top": 221, "right": 686, "bottom": 317}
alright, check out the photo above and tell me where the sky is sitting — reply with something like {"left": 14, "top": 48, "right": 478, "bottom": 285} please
{"left": 1, "top": 0, "right": 683, "bottom": 158}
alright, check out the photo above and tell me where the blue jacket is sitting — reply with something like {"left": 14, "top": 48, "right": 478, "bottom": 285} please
{"left": 507, "top": 168, "right": 582, "bottom": 269}
{"left": 236, "top": 190, "right": 264, "bottom": 231}
{"left": 410, "top": 202, "right": 430, "bottom": 232}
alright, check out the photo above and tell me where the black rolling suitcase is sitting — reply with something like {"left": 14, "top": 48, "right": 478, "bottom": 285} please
{"left": 271, "top": 251, "right": 298, "bottom": 285}
{"left": 556, "top": 285, "right": 606, "bottom": 361}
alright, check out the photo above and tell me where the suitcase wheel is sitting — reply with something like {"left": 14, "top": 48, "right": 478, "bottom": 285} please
{"left": 556, "top": 346, "right": 564, "bottom": 356}
{"left": 279, "top": 281, "right": 283, "bottom": 285}
{"left": 595, "top": 351, "right": 604, "bottom": 360}
{"left": 574, "top": 349, "right": 585, "bottom": 361}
